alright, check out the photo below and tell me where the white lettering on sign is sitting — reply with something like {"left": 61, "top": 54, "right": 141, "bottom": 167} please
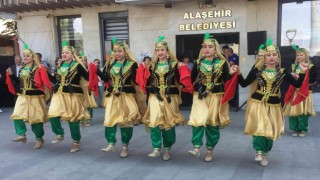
{"left": 179, "top": 20, "right": 236, "bottom": 31}
{"left": 179, "top": 2, "right": 236, "bottom": 32}
{"left": 182, "top": 9, "right": 232, "bottom": 20}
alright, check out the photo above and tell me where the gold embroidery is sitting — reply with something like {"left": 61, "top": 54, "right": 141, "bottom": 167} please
{"left": 263, "top": 69, "right": 277, "bottom": 81}
{"left": 57, "top": 62, "right": 79, "bottom": 93}
{"left": 198, "top": 59, "right": 225, "bottom": 90}
{"left": 256, "top": 68, "right": 285, "bottom": 102}
{"left": 19, "top": 66, "right": 39, "bottom": 94}
{"left": 109, "top": 61, "right": 134, "bottom": 93}
{"left": 151, "top": 60, "right": 177, "bottom": 93}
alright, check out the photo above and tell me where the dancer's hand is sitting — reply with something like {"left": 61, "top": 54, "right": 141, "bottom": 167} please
{"left": 291, "top": 73, "right": 298, "bottom": 79}
{"left": 6, "top": 67, "right": 13, "bottom": 75}
{"left": 178, "top": 62, "right": 185, "bottom": 67}
{"left": 299, "top": 62, "right": 308, "bottom": 71}
{"left": 230, "top": 65, "right": 239, "bottom": 75}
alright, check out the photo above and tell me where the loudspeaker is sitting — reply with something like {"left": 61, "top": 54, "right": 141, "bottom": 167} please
{"left": 165, "top": 3, "right": 172, "bottom": 8}
{"left": 247, "top": 31, "right": 267, "bottom": 55}
{"left": 279, "top": 46, "right": 295, "bottom": 68}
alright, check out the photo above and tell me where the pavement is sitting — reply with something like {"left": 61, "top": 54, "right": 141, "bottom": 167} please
{"left": 0, "top": 107, "right": 320, "bottom": 180}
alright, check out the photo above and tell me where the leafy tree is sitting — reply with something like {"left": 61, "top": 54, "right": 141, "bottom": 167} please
{"left": 0, "top": 18, "right": 17, "bottom": 36}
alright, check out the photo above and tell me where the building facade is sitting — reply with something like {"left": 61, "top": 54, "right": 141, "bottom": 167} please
{"left": 1, "top": 0, "right": 319, "bottom": 109}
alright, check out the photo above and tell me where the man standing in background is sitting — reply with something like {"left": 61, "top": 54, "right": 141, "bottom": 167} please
{"left": 222, "top": 45, "right": 230, "bottom": 59}
{"left": 226, "top": 47, "right": 239, "bottom": 108}
{"left": 9, "top": 55, "right": 22, "bottom": 78}
{"left": 227, "top": 48, "right": 239, "bottom": 66}
{"left": 36, "top": 53, "right": 51, "bottom": 69}
{"left": 9, "top": 56, "right": 22, "bottom": 103}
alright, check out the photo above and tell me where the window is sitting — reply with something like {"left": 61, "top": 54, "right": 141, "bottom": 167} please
{"left": 280, "top": 1, "right": 320, "bottom": 56}
{"left": 57, "top": 16, "right": 83, "bottom": 55}
{"left": 99, "top": 12, "right": 129, "bottom": 61}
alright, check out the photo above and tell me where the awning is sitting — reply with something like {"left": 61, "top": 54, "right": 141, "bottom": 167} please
{"left": 0, "top": 12, "right": 16, "bottom": 18}
{"left": 0, "top": 0, "right": 113, "bottom": 13}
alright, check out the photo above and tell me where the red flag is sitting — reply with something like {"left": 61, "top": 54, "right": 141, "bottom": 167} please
{"left": 292, "top": 70, "right": 309, "bottom": 106}
{"left": 136, "top": 64, "right": 150, "bottom": 94}
{"left": 88, "top": 63, "right": 99, "bottom": 97}
{"left": 6, "top": 72, "right": 16, "bottom": 95}
{"left": 40, "top": 65, "right": 52, "bottom": 90}
{"left": 178, "top": 65, "right": 194, "bottom": 94}
{"left": 34, "top": 67, "right": 43, "bottom": 91}
{"left": 284, "top": 85, "right": 295, "bottom": 104}
{"left": 284, "top": 73, "right": 299, "bottom": 104}
{"left": 221, "top": 71, "right": 238, "bottom": 104}
{"left": 34, "top": 65, "right": 52, "bottom": 91}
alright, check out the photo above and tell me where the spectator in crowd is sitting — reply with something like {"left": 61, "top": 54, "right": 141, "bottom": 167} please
{"left": 141, "top": 56, "right": 152, "bottom": 105}
{"left": 222, "top": 45, "right": 230, "bottom": 59}
{"left": 143, "top": 56, "right": 151, "bottom": 67}
{"left": 81, "top": 56, "right": 97, "bottom": 126}
{"left": 55, "top": 57, "right": 62, "bottom": 67}
{"left": 226, "top": 48, "right": 240, "bottom": 108}
{"left": 9, "top": 55, "right": 22, "bottom": 103}
{"left": 180, "top": 54, "right": 194, "bottom": 107}
{"left": 227, "top": 48, "right": 239, "bottom": 66}
{"left": 51, "top": 57, "right": 62, "bottom": 76}
{"left": 181, "top": 54, "right": 193, "bottom": 70}
{"left": 36, "top": 53, "right": 51, "bottom": 69}
{"left": 10, "top": 55, "right": 22, "bottom": 78}
{"left": 93, "top": 59, "right": 104, "bottom": 107}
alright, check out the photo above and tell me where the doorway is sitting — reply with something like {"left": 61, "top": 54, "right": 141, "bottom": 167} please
{"left": 0, "top": 36, "right": 15, "bottom": 107}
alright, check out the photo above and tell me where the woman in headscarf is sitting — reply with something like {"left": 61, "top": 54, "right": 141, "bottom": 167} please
{"left": 48, "top": 41, "right": 90, "bottom": 153}
{"left": 256, "top": 44, "right": 266, "bottom": 62}
{"left": 283, "top": 45, "right": 317, "bottom": 137}
{"left": 7, "top": 44, "right": 51, "bottom": 149}
{"left": 236, "top": 39, "right": 308, "bottom": 166}
{"left": 98, "top": 38, "right": 140, "bottom": 158}
{"left": 188, "top": 33, "right": 238, "bottom": 162}
{"left": 136, "top": 36, "right": 193, "bottom": 161}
